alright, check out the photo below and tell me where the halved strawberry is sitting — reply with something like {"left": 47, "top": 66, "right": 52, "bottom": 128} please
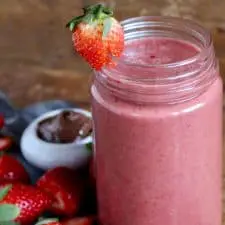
{"left": 0, "top": 155, "right": 30, "bottom": 184}
{"left": 0, "top": 184, "right": 52, "bottom": 224}
{"left": 67, "top": 4, "right": 124, "bottom": 70}
{"left": 37, "top": 167, "right": 84, "bottom": 217}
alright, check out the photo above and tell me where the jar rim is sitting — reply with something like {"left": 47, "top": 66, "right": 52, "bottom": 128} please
{"left": 120, "top": 16, "right": 212, "bottom": 70}
{"left": 96, "top": 16, "right": 217, "bottom": 104}
{"left": 101, "top": 16, "right": 213, "bottom": 83}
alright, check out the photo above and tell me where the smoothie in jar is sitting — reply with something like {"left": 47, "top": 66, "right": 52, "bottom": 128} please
{"left": 92, "top": 17, "right": 222, "bottom": 225}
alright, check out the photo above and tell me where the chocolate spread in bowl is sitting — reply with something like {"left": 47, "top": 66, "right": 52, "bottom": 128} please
{"left": 37, "top": 111, "right": 92, "bottom": 143}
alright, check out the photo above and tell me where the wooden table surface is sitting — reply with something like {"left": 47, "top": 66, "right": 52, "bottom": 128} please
{"left": 1, "top": 0, "right": 225, "bottom": 222}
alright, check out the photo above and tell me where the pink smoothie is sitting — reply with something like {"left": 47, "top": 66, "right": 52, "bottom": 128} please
{"left": 92, "top": 37, "right": 223, "bottom": 225}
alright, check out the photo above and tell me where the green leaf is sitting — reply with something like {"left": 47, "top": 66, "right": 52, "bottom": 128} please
{"left": 66, "top": 15, "right": 84, "bottom": 31}
{"left": 83, "top": 14, "right": 94, "bottom": 24}
{"left": 103, "top": 18, "right": 112, "bottom": 37}
{"left": 84, "top": 4, "right": 103, "bottom": 15}
{"left": 69, "top": 22, "right": 75, "bottom": 32}
{"left": 94, "top": 4, "right": 103, "bottom": 19}
{"left": 0, "top": 204, "right": 20, "bottom": 221}
{"left": 102, "top": 7, "right": 113, "bottom": 16}
{"left": 0, "top": 185, "right": 12, "bottom": 201}
{"left": 0, "top": 221, "right": 20, "bottom": 225}
{"left": 35, "top": 218, "right": 59, "bottom": 225}
{"left": 83, "top": 4, "right": 96, "bottom": 13}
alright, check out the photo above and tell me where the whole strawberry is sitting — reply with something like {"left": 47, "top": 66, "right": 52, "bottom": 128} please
{"left": 37, "top": 167, "right": 84, "bottom": 217}
{"left": 0, "top": 155, "right": 30, "bottom": 184}
{"left": 66, "top": 4, "right": 124, "bottom": 70}
{"left": 0, "top": 132, "right": 29, "bottom": 185}
{"left": 0, "top": 184, "right": 52, "bottom": 224}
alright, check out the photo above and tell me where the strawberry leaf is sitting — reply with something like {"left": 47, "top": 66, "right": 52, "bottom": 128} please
{"left": 83, "top": 14, "right": 94, "bottom": 24}
{"left": 103, "top": 18, "right": 112, "bottom": 37}
{"left": 0, "top": 185, "right": 12, "bottom": 201}
{"left": 102, "top": 7, "right": 113, "bottom": 16}
{"left": 69, "top": 23, "right": 76, "bottom": 32}
{"left": 35, "top": 218, "right": 59, "bottom": 225}
{"left": 0, "top": 221, "right": 19, "bottom": 225}
{"left": 0, "top": 204, "right": 20, "bottom": 221}
{"left": 66, "top": 15, "right": 84, "bottom": 31}
{"left": 95, "top": 4, "right": 104, "bottom": 19}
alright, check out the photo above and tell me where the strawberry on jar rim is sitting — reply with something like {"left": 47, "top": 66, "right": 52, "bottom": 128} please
{"left": 66, "top": 3, "right": 124, "bottom": 71}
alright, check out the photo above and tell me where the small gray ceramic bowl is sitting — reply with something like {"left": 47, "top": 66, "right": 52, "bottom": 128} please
{"left": 20, "top": 108, "right": 92, "bottom": 171}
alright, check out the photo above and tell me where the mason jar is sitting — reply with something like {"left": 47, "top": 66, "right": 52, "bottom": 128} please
{"left": 91, "top": 17, "right": 223, "bottom": 225}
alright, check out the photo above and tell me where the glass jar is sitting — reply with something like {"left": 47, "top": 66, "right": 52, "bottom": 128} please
{"left": 91, "top": 17, "right": 223, "bottom": 225}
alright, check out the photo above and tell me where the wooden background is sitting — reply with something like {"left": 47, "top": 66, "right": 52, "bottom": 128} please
{"left": 1, "top": 0, "right": 225, "bottom": 108}
{"left": 1, "top": 0, "right": 225, "bottom": 222}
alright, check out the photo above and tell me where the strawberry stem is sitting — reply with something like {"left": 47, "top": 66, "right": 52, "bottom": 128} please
{"left": 66, "top": 3, "right": 113, "bottom": 32}
{"left": 95, "top": 4, "right": 103, "bottom": 20}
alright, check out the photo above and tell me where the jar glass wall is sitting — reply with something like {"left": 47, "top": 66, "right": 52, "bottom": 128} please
{"left": 91, "top": 17, "right": 223, "bottom": 225}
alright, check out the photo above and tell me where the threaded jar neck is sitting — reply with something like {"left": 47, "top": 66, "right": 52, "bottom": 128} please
{"left": 95, "top": 16, "right": 218, "bottom": 104}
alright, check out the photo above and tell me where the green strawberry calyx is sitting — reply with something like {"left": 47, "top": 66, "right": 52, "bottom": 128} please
{"left": 66, "top": 3, "right": 114, "bottom": 37}
{"left": 0, "top": 204, "right": 20, "bottom": 222}
{"left": 0, "top": 185, "right": 20, "bottom": 222}
{"left": 0, "top": 185, "right": 12, "bottom": 201}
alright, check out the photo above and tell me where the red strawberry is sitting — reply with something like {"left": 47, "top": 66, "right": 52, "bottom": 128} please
{"left": 0, "top": 183, "right": 52, "bottom": 224}
{"left": 62, "top": 217, "right": 95, "bottom": 225}
{"left": 0, "top": 136, "right": 29, "bottom": 184}
{"left": 66, "top": 4, "right": 124, "bottom": 70}
{"left": 37, "top": 167, "right": 84, "bottom": 217}
{"left": 0, "top": 155, "right": 30, "bottom": 184}
{"left": 0, "top": 137, "right": 13, "bottom": 152}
